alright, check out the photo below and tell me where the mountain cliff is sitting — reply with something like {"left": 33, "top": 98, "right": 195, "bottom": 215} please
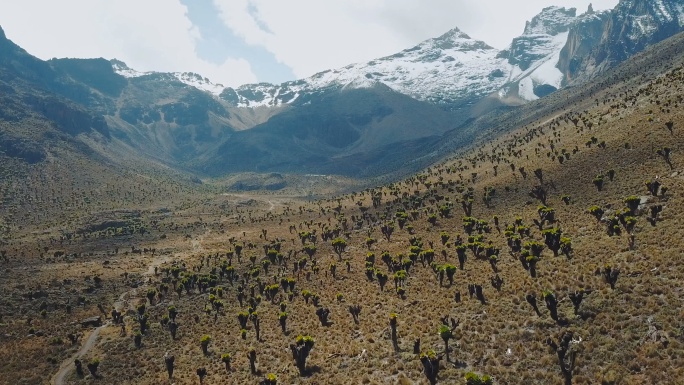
{"left": 501, "top": 6, "right": 579, "bottom": 101}
{"left": 559, "top": 0, "right": 684, "bottom": 83}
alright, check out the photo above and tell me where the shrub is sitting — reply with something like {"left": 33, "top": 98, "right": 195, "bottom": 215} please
{"left": 438, "top": 324, "right": 454, "bottom": 362}
{"left": 623, "top": 196, "right": 640, "bottom": 214}
{"left": 542, "top": 290, "right": 558, "bottom": 321}
{"left": 419, "top": 350, "right": 441, "bottom": 385}
{"left": 200, "top": 335, "right": 211, "bottom": 355}
{"left": 593, "top": 174, "right": 605, "bottom": 191}
{"left": 261, "top": 373, "right": 277, "bottom": 385}
{"left": 196, "top": 367, "right": 207, "bottom": 384}
{"left": 588, "top": 205, "right": 604, "bottom": 222}
{"left": 331, "top": 238, "right": 347, "bottom": 260}
{"left": 279, "top": 312, "right": 287, "bottom": 333}
{"left": 465, "top": 372, "right": 493, "bottom": 385}
{"left": 443, "top": 264, "right": 457, "bottom": 285}
{"left": 290, "top": 335, "right": 315, "bottom": 376}
{"left": 87, "top": 358, "right": 100, "bottom": 378}
{"left": 247, "top": 347, "right": 257, "bottom": 374}
{"left": 221, "top": 353, "right": 232, "bottom": 371}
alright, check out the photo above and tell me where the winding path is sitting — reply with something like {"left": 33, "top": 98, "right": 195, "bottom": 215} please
{"left": 51, "top": 321, "right": 110, "bottom": 385}
{"left": 51, "top": 253, "right": 170, "bottom": 385}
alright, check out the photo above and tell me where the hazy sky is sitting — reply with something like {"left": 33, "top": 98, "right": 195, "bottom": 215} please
{"left": 0, "top": 0, "right": 619, "bottom": 87}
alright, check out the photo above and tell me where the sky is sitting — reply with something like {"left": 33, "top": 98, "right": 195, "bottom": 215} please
{"left": 0, "top": 0, "right": 619, "bottom": 88}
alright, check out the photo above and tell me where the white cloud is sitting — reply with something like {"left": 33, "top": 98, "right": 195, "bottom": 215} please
{"left": 213, "top": 0, "right": 618, "bottom": 79}
{"left": 213, "top": 0, "right": 431, "bottom": 79}
{"left": 0, "top": 0, "right": 257, "bottom": 87}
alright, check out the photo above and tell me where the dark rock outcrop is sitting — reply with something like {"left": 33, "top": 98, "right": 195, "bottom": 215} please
{"left": 559, "top": 0, "right": 684, "bottom": 84}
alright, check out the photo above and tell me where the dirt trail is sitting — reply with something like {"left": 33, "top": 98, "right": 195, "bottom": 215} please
{"left": 51, "top": 254, "right": 170, "bottom": 385}
{"left": 51, "top": 321, "right": 109, "bottom": 385}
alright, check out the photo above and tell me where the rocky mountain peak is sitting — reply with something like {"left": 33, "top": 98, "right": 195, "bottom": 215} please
{"left": 433, "top": 26, "right": 471, "bottom": 43}
{"left": 407, "top": 26, "right": 494, "bottom": 56}
{"left": 505, "top": 6, "right": 578, "bottom": 76}
{"left": 523, "top": 6, "right": 578, "bottom": 35}
{"left": 559, "top": 0, "right": 684, "bottom": 84}
{"left": 435, "top": 26, "right": 463, "bottom": 38}
{"left": 25, "top": 0, "right": 680, "bottom": 111}
{"left": 586, "top": 3, "right": 595, "bottom": 14}
{"left": 613, "top": 0, "right": 684, "bottom": 34}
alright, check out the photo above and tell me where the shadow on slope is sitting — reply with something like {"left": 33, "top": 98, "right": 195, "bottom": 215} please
{"left": 199, "top": 83, "right": 464, "bottom": 178}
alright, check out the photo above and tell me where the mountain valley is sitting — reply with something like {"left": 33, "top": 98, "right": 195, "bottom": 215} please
{"left": 2, "top": 1, "right": 684, "bottom": 184}
{"left": 1, "top": 1, "right": 684, "bottom": 384}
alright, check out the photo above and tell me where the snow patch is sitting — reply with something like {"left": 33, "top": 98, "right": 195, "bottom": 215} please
{"left": 498, "top": 87, "right": 510, "bottom": 99}
{"left": 631, "top": 15, "right": 657, "bottom": 40}
{"left": 112, "top": 61, "right": 226, "bottom": 96}
{"left": 173, "top": 72, "right": 225, "bottom": 96}
{"left": 518, "top": 77, "right": 537, "bottom": 100}
{"left": 653, "top": 0, "right": 673, "bottom": 22}
{"left": 112, "top": 62, "right": 151, "bottom": 78}
{"left": 342, "top": 77, "right": 379, "bottom": 90}
{"left": 511, "top": 32, "right": 568, "bottom": 101}
{"left": 676, "top": 3, "right": 684, "bottom": 25}
{"left": 527, "top": 32, "right": 567, "bottom": 88}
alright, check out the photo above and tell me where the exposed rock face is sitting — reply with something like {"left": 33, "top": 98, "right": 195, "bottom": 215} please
{"left": 503, "top": 6, "right": 579, "bottom": 101}
{"left": 559, "top": 0, "right": 684, "bottom": 84}
{"left": 508, "top": 6, "right": 578, "bottom": 71}
{"left": 22, "top": 94, "right": 110, "bottom": 137}
{"left": 557, "top": 10, "right": 611, "bottom": 83}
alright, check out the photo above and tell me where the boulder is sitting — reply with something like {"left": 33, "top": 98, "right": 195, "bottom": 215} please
{"left": 80, "top": 316, "right": 102, "bottom": 328}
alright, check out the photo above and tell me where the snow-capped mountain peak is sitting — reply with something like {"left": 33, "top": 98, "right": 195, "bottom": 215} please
{"left": 422, "top": 27, "right": 495, "bottom": 53}
{"left": 219, "top": 25, "right": 508, "bottom": 108}
{"left": 220, "top": 6, "right": 590, "bottom": 107}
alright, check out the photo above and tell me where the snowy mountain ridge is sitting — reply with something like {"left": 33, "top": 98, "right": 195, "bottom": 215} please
{"left": 110, "top": 0, "right": 684, "bottom": 107}
{"left": 112, "top": 60, "right": 226, "bottom": 96}
{"left": 211, "top": 27, "right": 510, "bottom": 108}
